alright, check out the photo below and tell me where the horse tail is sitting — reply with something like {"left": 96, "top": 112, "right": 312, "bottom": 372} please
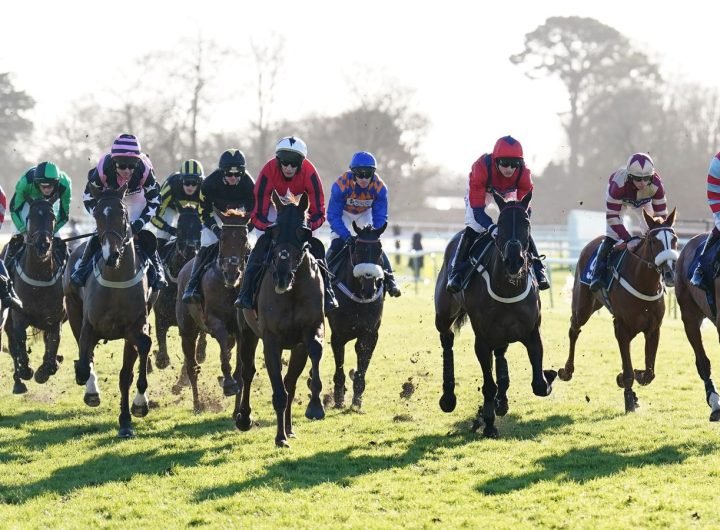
{"left": 452, "top": 310, "right": 468, "bottom": 333}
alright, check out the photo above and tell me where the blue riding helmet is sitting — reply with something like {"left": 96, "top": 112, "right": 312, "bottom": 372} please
{"left": 349, "top": 151, "right": 377, "bottom": 170}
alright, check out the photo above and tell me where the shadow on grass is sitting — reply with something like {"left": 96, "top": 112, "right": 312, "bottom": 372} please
{"left": 476, "top": 442, "right": 717, "bottom": 495}
{"left": 193, "top": 412, "right": 572, "bottom": 501}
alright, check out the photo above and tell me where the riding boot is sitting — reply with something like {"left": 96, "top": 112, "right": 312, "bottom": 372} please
{"left": 0, "top": 259, "right": 22, "bottom": 311}
{"left": 234, "top": 234, "right": 271, "bottom": 309}
{"left": 590, "top": 237, "right": 616, "bottom": 292}
{"left": 157, "top": 238, "right": 171, "bottom": 263}
{"left": 318, "top": 258, "right": 339, "bottom": 312}
{"left": 325, "top": 237, "right": 346, "bottom": 275}
{"left": 147, "top": 249, "right": 168, "bottom": 292}
{"left": 528, "top": 235, "right": 550, "bottom": 291}
{"left": 70, "top": 235, "right": 101, "bottom": 287}
{"left": 381, "top": 251, "right": 402, "bottom": 297}
{"left": 182, "top": 245, "right": 216, "bottom": 304}
{"left": 692, "top": 229, "right": 720, "bottom": 287}
{"left": 446, "top": 227, "right": 478, "bottom": 294}
{"left": 4, "top": 233, "right": 25, "bottom": 270}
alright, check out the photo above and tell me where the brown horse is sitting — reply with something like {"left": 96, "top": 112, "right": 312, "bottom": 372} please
{"left": 153, "top": 205, "right": 206, "bottom": 370}
{"left": 241, "top": 190, "right": 325, "bottom": 447}
{"left": 434, "top": 191, "right": 555, "bottom": 438}
{"left": 5, "top": 197, "right": 66, "bottom": 394}
{"left": 175, "top": 209, "right": 258, "bottom": 421}
{"left": 327, "top": 222, "right": 387, "bottom": 409}
{"left": 63, "top": 185, "right": 156, "bottom": 438}
{"left": 559, "top": 208, "right": 678, "bottom": 412}
{"left": 675, "top": 231, "right": 720, "bottom": 421}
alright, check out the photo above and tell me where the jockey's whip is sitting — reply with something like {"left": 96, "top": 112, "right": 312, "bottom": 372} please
{"left": 61, "top": 231, "right": 97, "bottom": 243}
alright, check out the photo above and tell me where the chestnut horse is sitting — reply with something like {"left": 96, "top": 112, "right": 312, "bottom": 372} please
{"left": 241, "top": 191, "right": 325, "bottom": 447}
{"left": 63, "top": 185, "right": 156, "bottom": 438}
{"left": 559, "top": 208, "right": 678, "bottom": 413}
{"left": 327, "top": 222, "right": 387, "bottom": 409}
{"left": 434, "top": 191, "right": 556, "bottom": 438}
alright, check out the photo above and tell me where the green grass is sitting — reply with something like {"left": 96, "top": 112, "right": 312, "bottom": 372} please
{"left": 1, "top": 269, "right": 719, "bottom": 529}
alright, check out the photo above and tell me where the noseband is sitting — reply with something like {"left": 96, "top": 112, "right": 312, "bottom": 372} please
{"left": 95, "top": 196, "right": 130, "bottom": 248}
{"left": 630, "top": 227, "right": 677, "bottom": 273}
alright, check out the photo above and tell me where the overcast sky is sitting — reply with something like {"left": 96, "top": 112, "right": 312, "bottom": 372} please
{"left": 3, "top": 0, "right": 716, "bottom": 175}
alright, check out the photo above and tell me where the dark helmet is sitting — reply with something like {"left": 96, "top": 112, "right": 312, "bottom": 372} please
{"left": 349, "top": 151, "right": 377, "bottom": 170}
{"left": 219, "top": 149, "right": 246, "bottom": 171}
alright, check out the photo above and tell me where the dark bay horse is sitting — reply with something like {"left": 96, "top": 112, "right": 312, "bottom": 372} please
{"left": 675, "top": 231, "right": 720, "bottom": 421}
{"left": 175, "top": 209, "right": 258, "bottom": 420}
{"left": 5, "top": 197, "right": 66, "bottom": 394}
{"left": 63, "top": 185, "right": 155, "bottom": 438}
{"left": 153, "top": 205, "right": 206, "bottom": 370}
{"left": 327, "top": 222, "right": 387, "bottom": 409}
{"left": 559, "top": 209, "right": 678, "bottom": 413}
{"left": 241, "top": 190, "right": 325, "bottom": 447}
{"left": 434, "top": 191, "right": 556, "bottom": 438}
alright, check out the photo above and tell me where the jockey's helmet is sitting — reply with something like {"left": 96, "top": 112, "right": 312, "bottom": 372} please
{"left": 110, "top": 133, "right": 142, "bottom": 159}
{"left": 33, "top": 161, "right": 60, "bottom": 186}
{"left": 275, "top": 136, "right": 307, "bottom": 166}
{"left": 349, "top": 151, "right": 377, "bottom": 170}
{"left": 626, "top": 152, "right": 655, "bottom": 178}
{"left": 180, "top": 159, "right": 204, "bottom": 178}
{"left": 219, "top": 149, "right": 246, "bottom": 172}
{"left": 492, "top": 136, "right": 524, "bottom": 162}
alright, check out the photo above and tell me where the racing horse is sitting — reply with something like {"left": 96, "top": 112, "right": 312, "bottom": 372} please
{"left": 327, "top": 222, "right": 387, "bottom": 409}
{"left": 63, "top": 184, "right": 156, "bottom": 438}
{"left": 675, "top": 229, "right": 720, "bottom": 421}
{"left": 5, "top": 197, "right": 66, "bottom": 394}
{"left": 175, "top": 209, "right": 257, "bottom": 419}
{"left": 434, "top": 191, "right": 556, "bottom": 438}
{"left": 153, "top": 205, "right": 206, "bottom": 370}
{"left": 558, "top": 208, "right": 678, "bottom": 413}
{"left": 241, "top": 190, "right": 326, "bottom": 447}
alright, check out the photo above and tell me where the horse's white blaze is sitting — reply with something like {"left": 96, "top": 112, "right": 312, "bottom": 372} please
{"left": 353, "top": 263, "right": 384, "bottom": 279}
{"left": 86, "top": 364, "right": 99, "bottom": 395}
{"left": 133, "top": 391, "right": 148, "bottom": 408}
{"left": 709, "top": 392, "right": 720, "bottom": 412}
{"left": 103, "top": 206, "right": 111, "bottom": 217}
{"left": 102, "top": 240, "right": 111, "bottom": 260}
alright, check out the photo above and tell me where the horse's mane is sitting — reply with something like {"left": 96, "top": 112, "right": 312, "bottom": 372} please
{"left": 276, "top": 190, "right": 301, "bottom": 206}
{"left": 222, "top": 208, "right": 247, "bottom": 218}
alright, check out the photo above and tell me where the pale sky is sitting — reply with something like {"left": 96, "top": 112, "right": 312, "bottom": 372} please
{"left": 3, "top": 0, "right": 717, "bottom": 176}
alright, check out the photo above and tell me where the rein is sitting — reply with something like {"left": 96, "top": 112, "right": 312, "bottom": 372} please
{"left": 613, "top": 226, "right": 676, "bottom": 301}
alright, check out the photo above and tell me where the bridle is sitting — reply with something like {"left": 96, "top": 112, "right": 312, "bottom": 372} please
{"left": 95, "top": 196, "right": 130, "bottom": 252}
{"left": 629, "top": 226, "right": 677, "bottom": 273}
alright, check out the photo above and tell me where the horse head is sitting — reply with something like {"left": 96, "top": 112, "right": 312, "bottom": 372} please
{"left": 216, "top": 207, "right": 250, "bottom": 289}
{"left": 268, "top": 190, "right": 311, "bottom": 294}
{"left": 25, "top": 194, "right": 57, "bottom": 260}
{"left": 493, "top": 190, "right": 532, "bottom": 282}
{"left": 91, "top": 184, "right": 130, "bottom": 268}
{"left": 350, "top": 221, "right": 386, "bottom": 299}
{"left": 176, "top": 204, "right": 202, "bottom": 261}
{"left": 640, "top": 207, "right": 679, "bottom": 287}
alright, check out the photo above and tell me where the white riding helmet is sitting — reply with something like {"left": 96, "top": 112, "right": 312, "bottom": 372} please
{"left": 626, "top": 152, "right": 655, "bottom": 178}
{"left": 275, "top": 136, "right": 308, "bottom": 158}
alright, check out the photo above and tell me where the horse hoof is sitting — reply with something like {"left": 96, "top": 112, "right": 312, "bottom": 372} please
{"left": 634, "top": 369, "right": 655, "bottom": 386}
{"left": 351, "top": 397, "right": 363, "bottom": 409}
{"left": 74, "top": 360, "right": 89, "bottom": 386}
{"left": 235, "top": 413, "right": 254, "bottom": 432}
{"left": 483, "top": 426, "right": 499, "bottom": 439}
{"left": 131, "top": 403, "right": 149, "bottom": 418}
{"left": 624, "top": 390, "right": 637, "bottom": 413}
{"left": 223, "top": 382, "right": 240, "bottom": 397}
{"left": 275, "top": 438, "right": 291, "bottom": 448}
{"left": 544, "top": 370, "right": 558, "bottom": 385}
{"left": 34, "top": 363, "right": 57, "bottom": 384}
{"left": 118, "top": 427, "right": 135, "bottom": 439}
{"left": 155, "top": 353, "right": 170, "bottom": 370}
{"left": 18, "top": 366, "right": 34, "bottom": 381}
{"left": 439, "top": 393, "right": 457, "bottom": 413}
{"left": 532, "top": 381, "right": 552, "bottom": 397}
{"left": 616, "top": 373, "right": 625, "bottom": 388}
{"left": 305, "top": 401, "right": 326, "bottom": 420}
{"left": 84, "top": 393, "right": 101, "bottom": 407}
{"left": 557, "top": 367, "right": 573, "bottom": 381}
{"left": 495, "top": 400, "right": 509, "bottom": 417}
{"left": 470, "top": 418, "right": 483, "bottom": 433}
{"left": 12, "top": 381, "right": 28, "bottom": 394}
{"left": 709, "top": 410, "right": 720, "bottom": 422}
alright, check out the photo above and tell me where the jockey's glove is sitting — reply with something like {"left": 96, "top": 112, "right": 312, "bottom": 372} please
{"left": 212, "top": 225, "right": 221, "bottom": 238}
{"left": 131, "top": 220, "right": 145, "bottom": 235}
{"left": 487, "top": 224, "right": 499, "bottom": 238}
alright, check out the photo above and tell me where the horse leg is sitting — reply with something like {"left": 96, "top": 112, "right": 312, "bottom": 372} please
{"left": 494, "top": 346, "right": 510, "bottom": 416}
{"left": 76, "top": 322, "right": 101, "bottom": 406}
{"left": 263, "top": 334, "right": 289, "bottom": 447}
{"left": 680, "top": 305, "right": 720, "bottom": 420}
{"left": 9, "top": 313, "right": 33, "bottom": 382}
{"left": 130, "top": 331, "right": 152, "bottom": 419}
{"left": 614, "top": 320, "right": 638, "bottom": 413}
{"left": 559, "top": 294, "right": 597, "bottom": 381}
{"left": 522, "top": 326, "right": 556, "bottom": 397}
{"left": 352, "top": 330, "right": 379, "bottom": 409}
{"left": 331, "top": 332, "right": 348, "bottom": 409}
{"left": 303, "top": 327, "right": 325, "bottom": 421}
{"left": 196, "top": 331, "right": 208, "bottom": 364}
{"left": 154, "top": 314, "right": 171, "bottom": 370}
{"left": 285, "top": 344, "right": 309, "bottom": 438}
{"left": 234, "top": 328, "right": 259, "bottom": 431}
{"left": 208, "top": 316, "right": 239, "bottom": 396}
{"left": 35, "top": 324, "right": 62, "bottom": 384}
{"left": 118, "top": 339, "right": 138, "bottom": 438}
{"left": 473, "top": 338, "right": 498, "bottom": 438}
{"left": 635, "top": 327, "right": 659, "bottom": 386}
{"left": 437, "top": 325, "right": 457, "bottom": 413}
{"left": 6, "top": 314, "right": 28, "bottom": 394}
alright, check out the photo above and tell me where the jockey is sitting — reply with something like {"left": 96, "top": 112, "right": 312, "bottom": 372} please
{"left": 6, "top": 161, "right": 72, "bottom": 271}
{"left": 0, "top": 185, "right": 22, "bottom": 311}
{"left": 70, "top": 133, "right": 167, "bottom": 292}
{"left": 325, "top": 151, "right": 401, "bottom": 297}
{"left": 234, "top": 135, "right": 339, "bottom": 312}
{"left": 447, "top": 135, "right": 549, "bottom": 293}
{"left": 151, "top": 159, "right": 205, "bottom": 252}
{"left": 181, "top": 149, "right": 255, "bottom": 304}
{"left": 691, "top": 151, "right": 720, "bottom": 287}
{"left": 590, "top": 152, "right": 668, "bottom": 291}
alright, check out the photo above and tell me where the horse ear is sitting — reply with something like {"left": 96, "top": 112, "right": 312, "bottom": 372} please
{"left": 298, "top": 192, "right": 309, "bottom": 212}
{"left": 376, "top": 222, "right": 388, "bottom": 236}
{"left": 118, "top": 183, "right": 128, "bottom": 197}
{"left": 90, "top": 183, "right": 103, "bottom": 200}
{"left": 666, "top": 207, "right": 677, "bottom": 226}
{"left": 642, "top": 208, "right": 655, "bottom": 227}
{"left": 271, "top": 190, "right": 282, "bottom": 211}
{"left": 493, "top": 190, "right": 506, "bottom": 210}
{"left": 521, "top": 190, "right": 533, "bottom": 211}
{"left": 352, "top": 220, "right": 360, "bottom": 235}
{"left": 296, "top": 226, "right": 312, "bottom": 243}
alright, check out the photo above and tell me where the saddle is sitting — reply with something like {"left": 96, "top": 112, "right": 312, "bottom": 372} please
{"left": 458, "top": 232, "right": 495, "bottom": 291}
{"left": 580, "top": 246, "right": 629, "bottom": 292}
